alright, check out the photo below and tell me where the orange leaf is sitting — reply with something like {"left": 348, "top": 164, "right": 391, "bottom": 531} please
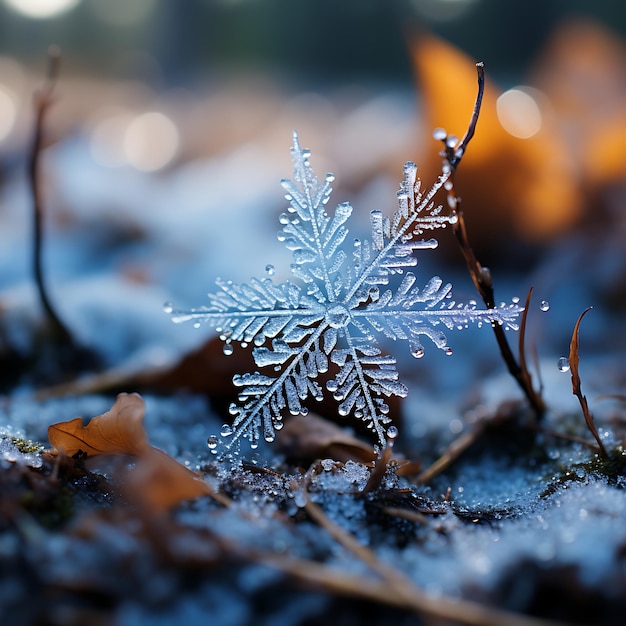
{"left": 48, "top": 392, "right": 148, "bottom": 457}
{"left": 276, "top": 413, "right": 376, "bottom": 464}
{"left": 125, "top": 447, "right": 215, "bottom": 511}
{"left": 411, "top": 34, "right": 580, "bottom": 247}
{"left": 532, "top": 19, "right": 626, "bottom": 188}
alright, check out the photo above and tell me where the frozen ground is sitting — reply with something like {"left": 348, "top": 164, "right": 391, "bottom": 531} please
{"left": 0, "top": 83, "right": 625, "bottom": 625}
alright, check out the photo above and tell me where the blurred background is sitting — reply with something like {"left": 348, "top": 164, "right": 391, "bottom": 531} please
{"left": 0, "top": 0, "right": 624, "bottom": 381}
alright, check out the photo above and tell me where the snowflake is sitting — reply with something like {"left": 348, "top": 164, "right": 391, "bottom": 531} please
{"left": 169, "top": 132, "right": 523, "bottom": 453}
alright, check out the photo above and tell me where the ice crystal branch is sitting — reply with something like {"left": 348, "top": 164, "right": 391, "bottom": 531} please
{"left": 169, "top": 132, "right": 523, "bottom": 455}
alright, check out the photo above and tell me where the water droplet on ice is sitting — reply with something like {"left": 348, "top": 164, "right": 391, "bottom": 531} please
{"left": 265, "top": 264, "right": 275, "bottom": 276}
{"left": 557, "top": 356, "right": 570, "bottom": 372}
{"left": 279, "top": 213, "right": 290, "bottom": 224}
{"left": 445, "top": 347, "right": 453, "bottom": 356}
{"left": 207, "top": 435, "right": 219, "bottom": 450}
{"left": 433, "top": 127, "right": 447, "bottom": 141}
{"left": 326, "top": 173, "right": 335, "bottom": 183}
{"left": 223, "top": 343, "right": 234, "bottom": 356}
{"left": 193, "top": 322, "right": 201, "bottom": 329}
{"left": 540, "top": 300, "right": 550, "bottom": 312}
{"left": 512, "top": 296, "right": 520, "bottom": 304}
{"left": 411, "top": 347, "right": 425, "bottom": 359}
{"left": 326, "top": 380, "right": 338, "bottom": 392}
{"left": 220, "top": 424, "right": 233, "bottom": 437}
{"left": 163, "top": 301, "right": 173, "bottom": 314}
{"left": 387, "top": 425, "right": 399, "bottom": 440}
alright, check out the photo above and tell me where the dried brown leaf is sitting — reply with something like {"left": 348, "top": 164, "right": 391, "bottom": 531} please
{"left": 569, "top": 307, "right": 607, "bottom": 457}
{"left": 125, "top": 447, "right": 218, "bottom": 511}
{"left": 48, "top": 392, "right": 148, "bottom": 457}
{"left": 275, "top": 413, "right": 376, "bottom": 464}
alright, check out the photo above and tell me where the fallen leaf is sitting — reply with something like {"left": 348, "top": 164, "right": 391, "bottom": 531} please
{"left": 48, "top": 392, "right": 224, "bottom": 511}
{"left": 125, "top": 447, "right": 216, "bottom": 511}
{"left": 411, "top": 34, "right": 580, "bottom": 250}
{"left": 276, "top": 413, "right": 377, "bottom": 464}
{"left": 531, "top": 19, "right": 626, "bottom": 189}
{"left": 48, "top": 392, "right": 148, "bottom": 457}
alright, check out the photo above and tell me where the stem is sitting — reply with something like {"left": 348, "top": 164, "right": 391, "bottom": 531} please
{"left": 29, "top": 46, "right": 74, "bottom": 345}
{"left": 443, "top": 63, "right": 545, "bottom": 419}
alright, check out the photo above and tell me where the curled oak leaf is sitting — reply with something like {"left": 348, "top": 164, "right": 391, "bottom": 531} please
{"left": 48, "top": 392, "right": 148, "bottom": 457}
{"left": 124, "top": 447, "right": 217, "bottom": 511}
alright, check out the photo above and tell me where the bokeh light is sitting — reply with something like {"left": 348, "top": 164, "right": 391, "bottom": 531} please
{"left": 122, "top": 111, "right": 179, "bottom": 172}
{"left": 496, "top": 87, "right": 543, "bottom": 139}
{"left": 3, "top": 0, "right": 81, "bottom": 19}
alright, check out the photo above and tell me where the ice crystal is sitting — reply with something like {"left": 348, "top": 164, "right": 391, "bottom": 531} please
{"left": 169, "top": 133, "right": 523, "bottom": 453}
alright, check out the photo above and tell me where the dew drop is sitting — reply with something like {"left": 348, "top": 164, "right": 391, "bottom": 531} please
{"left": 326, "top": 173, "right": 335, "bottom": 183}
{"left": 540, "top": 300, "right": 550, "bottom": 312}
{"left": 264, "top": 433, "right": 275, "bottom": 443}
{"left": 444, "top": 181, "right": 453, "bottom": 191}
{"left": 411, "top": 347, "right": 425, "bottom": 359}
{"left": 207, "top": 435, "right": 219, "bottom": 450}
{"left": 300, "top": 407, "right": 309, "bottom": 416}
{"left": 250, "top": 442, "right": 259, "bottom": 450}
{"left": 228, "top": 403, "right": 239, "bottom": 416}
{"left": 223, "top": 343, "right": 234, "bottom": 356}
{"left": 220, "top": 424, "right": 233, "bottom": 437}
{"left": 326, "top": 380, "right": 338, "bottom": 392}
{"left": 265, "top": 264, "right": 275, "bottom": 276}
{"left": 387, "top": 425, "right": 399, "bottom": 440}
{"left": 279, "top": 213, "right": 290, "bottom": 225}
{"left": 445, "top": 347, "right": 453, "bottom": 356}
{"left": 163, "top": 301, "right": 173, "bottom": 314}
{"left": 557, "top": 356, "right": 570, "bottom": 372}
{"left": 433, "top": 127, "right": 447, "bottom": 141}
{"left": 512, "top": 296, "right": 520, "bottom": 304}
{"left": 193, "top": 322, "right": 201, "bottom": 329}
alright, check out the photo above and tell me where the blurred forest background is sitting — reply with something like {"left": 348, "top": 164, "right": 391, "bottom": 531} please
{"left": 0, "top": 0, "right": 625, "bottom": 364}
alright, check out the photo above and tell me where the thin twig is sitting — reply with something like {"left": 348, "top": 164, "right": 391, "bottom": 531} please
{"left": 440, "top": 62, "right": 545, "bottom": 419}
{"left": 29, "top": 45, "right": 73, "bottom": 344}
{"left": 568, "top": 307, "right": 607, "bottom": 458}
{"left": 416, "top": 420, "right": 488, "bottom": 484}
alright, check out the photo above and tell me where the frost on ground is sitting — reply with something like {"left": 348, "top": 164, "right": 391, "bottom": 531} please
{"left": 1, "top": 83, "right": 625, "bottom": 625}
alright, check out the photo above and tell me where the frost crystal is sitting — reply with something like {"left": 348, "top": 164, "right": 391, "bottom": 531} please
{"left": 169, "top": 133, "right": 523, "bottom": 453}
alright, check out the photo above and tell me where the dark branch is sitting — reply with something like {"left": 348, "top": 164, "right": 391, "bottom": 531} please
{"left": 29, "top": 45, "right": 74, "bottom": 345}
{"left": 438, "top": 63, "right": 546, "bottom": 419}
